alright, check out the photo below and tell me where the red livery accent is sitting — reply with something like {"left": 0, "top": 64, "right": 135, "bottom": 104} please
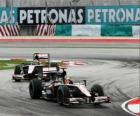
{"left": 129, "top": 98, "right": 140, "bottom": 105}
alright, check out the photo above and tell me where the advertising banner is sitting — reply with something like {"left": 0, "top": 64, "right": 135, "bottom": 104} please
{"left": 101, "top": 25, "right": 132, "bottom": 36}
{"left": 0, "top": 5, "right": 139, "bottom": 25}
{"left": 86, "top": 5, "right": 140, "bottom": 25}
{"left": 132, "top": 26, "right": 140, "bottom": 37}
{"left": 18, "top": 7, "right": 85, "bottom": 25}
{"left": 55, "top": 24, "right": 72, "bottom": 36}
{"left": 0, "top": 8, "right": 17, "bottom": 25}
{"left": 72, "top": 25, "right": 101, "bottom": 36}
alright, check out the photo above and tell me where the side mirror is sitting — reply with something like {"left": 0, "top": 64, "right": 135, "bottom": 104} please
{"left": 83, "top": 80, "right": 86, "bottom": 86}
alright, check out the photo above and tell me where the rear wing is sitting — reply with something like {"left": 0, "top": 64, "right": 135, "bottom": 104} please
{"left": 33, "top": 53, "right": 50, "bottom": 61}
{"left": 33, "top": 53, "right": 67, "bottom": 69}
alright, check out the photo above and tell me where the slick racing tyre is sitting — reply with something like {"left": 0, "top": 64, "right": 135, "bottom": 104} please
{"left": 91, "top": 84, "right": 104, "bottom": 96}
{"left": 29, "top": 78, "right": 42, "bottom": 99}
{"left": 14, "top": 65, "right": 21, "bottom": 74}
{"left": 15, "top": 78, "right": 21, "bottom": 82}
{"left": 91, "top": 84, "right": 104, "bottom": 105}
{"left": 57, "top": 86, "right": 70, "bottom": 105}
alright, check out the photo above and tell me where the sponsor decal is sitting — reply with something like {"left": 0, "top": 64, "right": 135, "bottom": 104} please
{"left": 18, "top": 7, "right": 85, "bottom": 25}
{"left": 0, "top": 5, "right": 140, "bottom": 25}
{"left": 121, "top": 97, "right": 140, "bottom": 116}
{"left": 0, "top": 8, "right": 17, "bottom": 25}
{"left": 18, "top": 6, "right": 140, "bottom": 25}
{"left": 86, "top": 5, "right": 140, "bottom": 24}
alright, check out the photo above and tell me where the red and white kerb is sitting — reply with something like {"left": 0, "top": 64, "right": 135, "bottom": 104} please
{"left": 122, "top": 97, "right": 140, "bottom": 116}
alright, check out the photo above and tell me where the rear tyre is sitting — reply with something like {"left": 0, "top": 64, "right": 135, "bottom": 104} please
{"left": 29, "top": 78, "right": 42, "bottom": 99}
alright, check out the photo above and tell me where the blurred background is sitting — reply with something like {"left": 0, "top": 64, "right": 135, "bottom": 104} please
{"left": 0, "top": 0, "right": 139, "bottom": 36}
{"left": 0, "top": 0, "right": 139, "bottom": 7}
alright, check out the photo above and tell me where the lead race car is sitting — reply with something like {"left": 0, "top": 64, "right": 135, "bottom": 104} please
{"left": 12, "top": 53, "right": 62, "bottom": 82}
{"left": 29, "top": 67, "right": 111, "bottom": 106}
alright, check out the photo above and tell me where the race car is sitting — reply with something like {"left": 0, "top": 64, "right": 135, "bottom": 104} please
{"left": 29, "top": 71, "right": 111, "bottom": 106}
{"left": 12, "top": 53, "right": 62, "bottom": 82}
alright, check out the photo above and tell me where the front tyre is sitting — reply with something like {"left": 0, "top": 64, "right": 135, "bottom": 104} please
{"left": 57, "top": 91, "right": 63, "bottom": 105}
{"left": 29, "top": 78, "right": 42, "bottom": 99}
{"left": 57, "top": 86, "right": 70, "bottom": 105}
{"left": 91, "top": 84, "right": 104, "bottom": 105}
{"left": 91, "top": 84, "right": 104, "bottom": 96}
{"left": 15, "top": 78, "right": 21, "bottom": 82}
{"left": 14, "top": 65, "right": 21, "bottom": 74}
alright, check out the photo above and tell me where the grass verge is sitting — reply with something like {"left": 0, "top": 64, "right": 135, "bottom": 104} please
{"left": 0, "top": 59, "right": 63, "bottom": 70}
{"left": 0, "top": 60, "right": 27, "bottom": 70}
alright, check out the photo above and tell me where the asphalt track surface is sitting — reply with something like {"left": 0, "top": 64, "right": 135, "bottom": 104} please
{"left": 0, "top": 44, "right": 139, "bottom": 116}
{"left": 0, "top": 47, "right": 140, "bottom": 61}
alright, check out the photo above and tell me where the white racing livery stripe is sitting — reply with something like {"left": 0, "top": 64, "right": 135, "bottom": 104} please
{"left": 43, "top": 67, "right": 57, "bottom": 72}
{"left": 75, "top": 84, "right": 91, "bottom": 97}
{"left": 28, "top": 65, "right": 35, "bottom": 74}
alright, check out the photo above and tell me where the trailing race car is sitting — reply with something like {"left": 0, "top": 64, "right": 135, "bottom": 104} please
{"left": 29, "top": 71, "right": 111, "bottom": 106}
{"left": 12, "top": 53, "right": 62, "bottom": 82}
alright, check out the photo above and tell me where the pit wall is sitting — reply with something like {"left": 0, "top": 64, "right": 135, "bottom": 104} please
{"left": 55, "top": 25, "right": 140, "bottom": 37}
{"left": 0, "top": 24, "right": 140, "bottom": 37}
{"left": 0, "top": 36, "right": 139, "bottom": 44}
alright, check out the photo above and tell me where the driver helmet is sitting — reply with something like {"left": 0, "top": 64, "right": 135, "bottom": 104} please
{"left": 65, "top": 77, "right": 73, "bottom": 84}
